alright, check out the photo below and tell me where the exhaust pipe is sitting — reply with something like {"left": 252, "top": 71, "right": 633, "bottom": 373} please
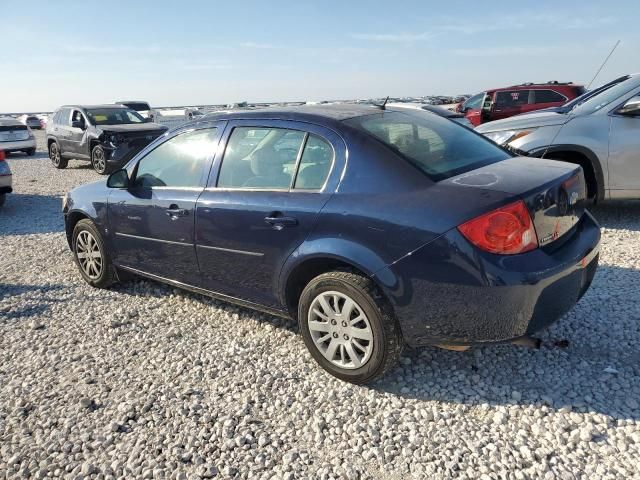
{"left": 511, "top": 336, "right": 542, "bottom": 349}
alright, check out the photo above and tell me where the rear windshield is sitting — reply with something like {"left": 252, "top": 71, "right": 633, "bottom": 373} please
{"left": 344, "top": 111, "right": 510, "bottom": 181}
{"left": 86, "top": 108, "right": 145, "bottom": 125}
{"left": 122, "top": 102, "right": 151, "bottom": 111}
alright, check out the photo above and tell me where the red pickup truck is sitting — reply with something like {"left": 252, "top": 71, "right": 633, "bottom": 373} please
{"left": 457, "top": 81, "right": 585, "bottom": 126}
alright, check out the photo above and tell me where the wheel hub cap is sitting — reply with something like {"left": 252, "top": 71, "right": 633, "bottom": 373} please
{"left": 308, "top": 291, "right": 373, "bottom": 369}
{"left": 76, "top": 231, "right": 103, "bottom": 279}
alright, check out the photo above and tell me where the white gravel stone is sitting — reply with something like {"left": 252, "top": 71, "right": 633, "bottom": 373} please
{"left": 0, "top": 132, "right": 639, "bottom": 479}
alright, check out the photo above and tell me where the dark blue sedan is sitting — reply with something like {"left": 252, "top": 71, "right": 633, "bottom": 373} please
{"left": 63, "top": 105, "right": 600, "bottom": 383}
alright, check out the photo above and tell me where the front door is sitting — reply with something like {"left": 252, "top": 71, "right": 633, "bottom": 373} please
{"left": 461, "top": 92, "right": 484, "bottom": 126}
{"left": 108, "top": 126, "right": 222, "bottom": 284}
{"left": 195, "top": 120, "right": 343, "bottom": 308}
{"left": 608, "top": 111, "right": 640, "bottom": 197}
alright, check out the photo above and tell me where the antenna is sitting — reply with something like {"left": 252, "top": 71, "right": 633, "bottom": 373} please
{"left": 541, "top": 40, "right": 620, "bottom": 160}
{"left": 587, "top": 40, "right": 620, "bottom": 89}
{"left": 374, "top": 96, "right": 390, "bottom": 110}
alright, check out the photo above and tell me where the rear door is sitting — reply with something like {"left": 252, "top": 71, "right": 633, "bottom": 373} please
{"left": 491, "top": 89, "right": 531, "bottom": 120}
{"left": 68, "top": 109, "right": 90, "bottom": 158}
{"left": 56, "top": 108, "right": 74, "bottom": 154}
{"left": 108, "top": 125, "right": 222, "bottom": 284}
{"left": 195, "top": 120, "right": 344, "bottom": 308}
{"left": 528, "top": 89, "right": 568, "bottom": 113}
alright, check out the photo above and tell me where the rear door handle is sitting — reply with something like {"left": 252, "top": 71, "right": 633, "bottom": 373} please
{"left": 265, "top": 213, "right": 298, "bottom": 229}
{"left": 166, "top": 204, "right": 189, "bottom": 219}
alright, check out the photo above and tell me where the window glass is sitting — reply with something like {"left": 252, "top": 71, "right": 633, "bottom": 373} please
{"left": 134, "top": 128, "right": 217, "bottom": 188}
{"left": 294, "top": 135, "right": 334, "bottom": 189}
{"left": 86, "top": 108, "right": 144, "bottom": 125}
{"left": 344, "top": 111, "right": 510, "bottom": 181}
{"left": 463, "top": 93, "right": 484, "bottom": 110}
{"left": 495, "top": 90, "right": 530, "bottom": 107}
{"left": 573, "top": 76, "right": 640, "bottom": 114}
{"left": 58, "top": 108, "right": 71, "bottom": 126}
{"left": 217, "top": 127, "right": 305, "bottom": 189}
{"left": 533, "top": 89, "right": 565, "bottom": 104}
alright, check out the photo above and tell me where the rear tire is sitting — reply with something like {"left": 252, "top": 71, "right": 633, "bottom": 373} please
{"left": 72, "top": 219, "right": 116, "bottom": 288}
{"left": 298, "top": 270, "right": 403, "bottom": 384}
{"left": 0, "top": 194, "right": 5, "bottom": 208}
{"left": 91, "top": 145, "right": 108, "bottom": 174}
{"left": 25, "top": 148, "right": 36, "bottom": 156}
{"left": 49, "top": 142, "right": 67, "bottom": 169}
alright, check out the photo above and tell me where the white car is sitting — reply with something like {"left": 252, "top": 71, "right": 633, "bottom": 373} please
{"left": 0, "top": 117, "right": 37, "bottom": 156}
{"left": 0, "top": 149, "right": 12, "bottom": 207}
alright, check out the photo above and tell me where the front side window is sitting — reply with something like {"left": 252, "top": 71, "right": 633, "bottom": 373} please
{"left": 218, "top": 127, "right": 306, "bottom": 189}
{"left": 134, "top": 128, "right": 218, "bottom": 188}
{"left": 495, "top": 90, "right": 530, "bottom": 107}
{"left": 533, "top": 89, "right": 566, "bottom": 104}
{"left": 463, "top": 93, "right": 484, "bottom": 110}
{"left": 344, "top": 111, "right": 510, "bottom": 181}
{"left": 86, "top": 108, "right": 144, "bottom": 126}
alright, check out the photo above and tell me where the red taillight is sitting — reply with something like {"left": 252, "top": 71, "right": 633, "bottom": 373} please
{"left": 458, "top": 200, "right": 538, "bottom": 255}
{"left": 0, "top": 150, "right": 5, "bottom": 162}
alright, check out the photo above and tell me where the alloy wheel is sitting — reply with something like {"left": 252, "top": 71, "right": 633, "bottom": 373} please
{"left": 92, "top": 148, "right": 106, "bottom": 173}
{"left": 308, "top": 290, "right": 374, "bottom": 369}
{"left": 75, "top": 230, "right": 103, "bottom": 279}
{"left": 50, "top": 143, "right": 60, "bottom": 166}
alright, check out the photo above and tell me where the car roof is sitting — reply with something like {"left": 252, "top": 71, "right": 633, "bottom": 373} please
{"left": 60, "top": 104, "right": 130, "bottom": 110}
{"left": 386, "top": 102, "right": 462, "bottom": 118}
{"left": 486, "top": 82, "right": 583, "bottom": 93}
{"left": 0, "top": 117, "right": 23, "bottom": 126}
{"left": 203, "top": 103, "right": 386, "bottom": 124}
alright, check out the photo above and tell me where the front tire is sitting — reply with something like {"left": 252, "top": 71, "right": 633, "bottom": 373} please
{"left": 49, "top": 142, "right": 68, "bottom": 169}
{"left": 298, "top": 271, "right": 403, "bottom": 384}
{"left": 72, "top": 219, "right": 116, "bottom": 288}
{"left": 91, "top": 145, "right": 108, "bottom": 174}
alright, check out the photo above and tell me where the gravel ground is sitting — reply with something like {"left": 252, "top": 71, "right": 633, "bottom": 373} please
{"left": 1, "top": 131, "right": 639, "bottom": 480}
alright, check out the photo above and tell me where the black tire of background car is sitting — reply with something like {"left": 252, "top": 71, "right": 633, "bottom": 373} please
{"left": 25, "top": 148, "right": 36, "bottom": 156}
{"left": 0, "top": 194, "right": 5, "bottom": 208}
{"left": 49, "top": 142, "right": 68, "bottom": 169}
{"left": 298, "top": 270, "right": 403, "bottom": 384}
{"left": 91, "top": 145, "right": 108, "bottom": 175}
{"left": 72, "top": 219, "right": 117, "bottom": 289}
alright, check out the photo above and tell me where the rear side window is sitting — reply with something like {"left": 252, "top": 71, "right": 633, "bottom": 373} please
{"left": 294, "top": 135, "right": 334, "bottom": 189}
{"left": 533, "top": 89, "right": 566, "bottom": 104}
{"left": 344, "top": 111, "right": 510, "bottom": 181}
{"left": 217, "top": 127, "right": 306, "bottom": 189}
{"left": 495, "top": 90, "right": 530, "bottom": 107}
{"left": 134, "top": 128, "right": 218, "bottom": 188}
{"left": 56, "top": 108, "right": 71, "bottom": 125}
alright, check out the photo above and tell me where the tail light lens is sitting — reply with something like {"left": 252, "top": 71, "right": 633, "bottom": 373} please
{"left": 458, "top": 200, "right": 538, "bottom": 255}
{"left": 0, "top": 150, "right": 5, "bottom": 162}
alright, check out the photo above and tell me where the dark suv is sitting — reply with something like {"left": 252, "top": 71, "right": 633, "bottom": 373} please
{"left": 458, "top": 82, "right": 585, "bottom": 126}
{"left": 46, "top": 105, "right": 168, "bottom": 174}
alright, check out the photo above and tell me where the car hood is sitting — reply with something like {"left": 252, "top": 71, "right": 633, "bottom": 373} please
{"left": 476, "top": 111, "right": 569, "bottom": 133}
{"left": 95, "top": 123, "right": 168, "bottom": 133}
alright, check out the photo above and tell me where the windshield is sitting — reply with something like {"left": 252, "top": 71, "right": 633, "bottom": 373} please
{"left": 573, "top": 76, "right": 640, "bottom": 115}
{"left": 344, "top": 111, "right": 510, "bottom": 181}
{"left": 86, "top": 108, "right": 145, "bottom": 125}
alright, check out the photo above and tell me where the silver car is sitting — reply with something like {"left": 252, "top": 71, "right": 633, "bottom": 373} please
{"left": 0, "top": 149, "right": 12, "bottom": 207}
{"left": 476, "top": 74, "right": 640, "bottom": 200}
{"left": 0, "top": 117, "right": 37, "bottom": 156}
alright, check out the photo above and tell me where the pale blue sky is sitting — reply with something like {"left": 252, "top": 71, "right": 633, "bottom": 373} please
{"left": 1, "top": 0, "right": 638, "bottom": 111}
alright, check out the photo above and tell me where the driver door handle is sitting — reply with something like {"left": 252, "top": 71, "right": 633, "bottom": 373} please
{"left": 166, "top": 205, "right": 189, "bottom": 219}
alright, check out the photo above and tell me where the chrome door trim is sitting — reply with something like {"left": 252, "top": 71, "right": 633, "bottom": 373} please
{"left": 196, "top": 244, "right": 264, "bottom": 257}
{"left": 115, "top": 232, "right": 192, "bottom": 247}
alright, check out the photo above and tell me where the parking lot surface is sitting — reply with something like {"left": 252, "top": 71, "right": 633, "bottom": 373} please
{"left": 1, "top": 131, "right": 639, "bottom": 479}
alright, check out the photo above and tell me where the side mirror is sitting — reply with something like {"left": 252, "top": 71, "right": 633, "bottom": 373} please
{"left": 72, "top": 120, "right": 85, "bottom": 129}
{"left": 107, "top": 169, "right": 130, "bottom": 188}
{"left": 617, "top": 96, "right": 640, "bottom": 116}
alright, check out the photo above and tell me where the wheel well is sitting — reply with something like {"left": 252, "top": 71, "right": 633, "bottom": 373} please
{"left": 47, "top": 138, "right": 56, "bottom": 148}
{"left": 284, "top": 258, "right": 374, "bottom": 318}
{"left": 89, "top": 139, "right": 100, "bottom": 153}
{"left": 65, "top": 211, "right": 90, "bottom": 247}
{"left": 544, "top": 151, "right": 598, "bottom": 201}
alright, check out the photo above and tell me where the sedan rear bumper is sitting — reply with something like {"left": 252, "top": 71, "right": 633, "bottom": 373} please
{"left": 376, "top": 211, "right": 601, "bottom": 347}
{"left": 0, "top": 139, "right": 37, "bottom": 152}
